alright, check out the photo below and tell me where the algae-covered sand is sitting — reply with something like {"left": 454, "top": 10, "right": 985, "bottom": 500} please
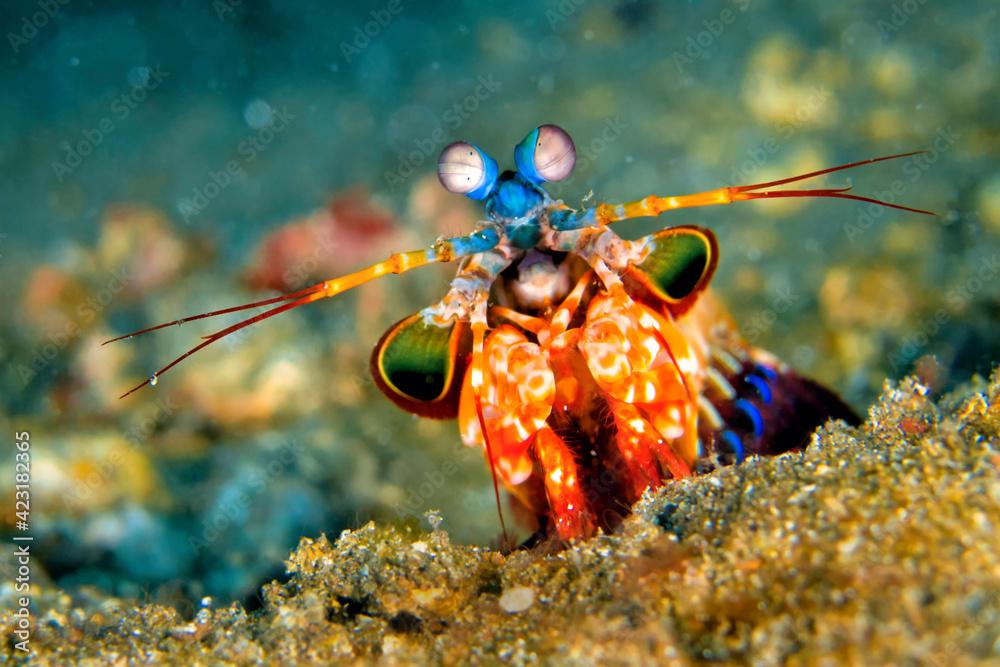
{"left": 4, "top": 368, "right": 1000, "bottom": 665}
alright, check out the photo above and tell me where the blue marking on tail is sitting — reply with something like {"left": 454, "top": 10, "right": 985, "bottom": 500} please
{"left": 734, "top": 398, "right": 764, "bottom": 439}
{"left": 755, "top": 364, "right": 777, "bottom": 380}
{"left": 720, "top": 430, "right": 745, "bottom": 463}
{"left": 746, "top": 374, "right": 773, "bottom": 404}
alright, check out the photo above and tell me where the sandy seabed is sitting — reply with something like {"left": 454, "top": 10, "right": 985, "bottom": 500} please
{"left": 4, "top": 366, "right": 1000, "bottom": 666}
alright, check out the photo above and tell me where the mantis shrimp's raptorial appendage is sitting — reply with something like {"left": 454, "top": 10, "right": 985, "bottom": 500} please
{"left": 107, "top": 123, "right": 934, "bottom": 542}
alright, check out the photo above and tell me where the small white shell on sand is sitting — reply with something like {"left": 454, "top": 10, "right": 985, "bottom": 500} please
{"left": 499, "top": 586, "right": 535, "bottom": 613}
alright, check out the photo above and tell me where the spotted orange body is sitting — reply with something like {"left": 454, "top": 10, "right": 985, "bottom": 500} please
{"left": 445, "top": 249, "right": 856, "bottom": 540}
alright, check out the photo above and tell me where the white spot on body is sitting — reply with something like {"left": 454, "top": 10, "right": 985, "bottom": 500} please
{"left": 642, "top": 381, "right": 657, "bottom": 402}
{"left": 642, "top": 336, "right": 661, "bottom": 361}
{"left": 638, "top": 312, "right": 658, "bottom": 328}
{"left": 514, "top": 419, "right": 532, "bottom": 442}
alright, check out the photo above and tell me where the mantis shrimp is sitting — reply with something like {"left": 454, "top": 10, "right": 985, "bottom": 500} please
{"left": 107, "top": 125, "right": 932, "bottom": 541}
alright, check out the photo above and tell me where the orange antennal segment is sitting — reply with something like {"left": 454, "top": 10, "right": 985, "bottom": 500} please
{"left": 595, "top": 151, "right": 936, "bottom": 224}
{"left": 107, "top": 232, "right": 500, "bottom": 399}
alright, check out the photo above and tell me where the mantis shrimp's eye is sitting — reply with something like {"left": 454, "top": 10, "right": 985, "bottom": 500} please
{"left": 514, "top": 124, "right": 576, "bottom": 184}
{"left": 437, "top": 141, "right": 499, "bottom": 200}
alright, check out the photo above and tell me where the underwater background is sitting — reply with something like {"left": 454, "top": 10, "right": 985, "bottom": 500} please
{"left": 1, "top": 0, "right": 998, "bottom": 615}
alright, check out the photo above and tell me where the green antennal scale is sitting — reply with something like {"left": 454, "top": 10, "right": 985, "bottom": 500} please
{"left": 626, "top": 226, "right": 718, "bottom": 315}
{"left": 371, "top": 314, "right": 470, "bottom": 418}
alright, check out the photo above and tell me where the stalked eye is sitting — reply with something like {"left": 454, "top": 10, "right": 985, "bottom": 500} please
{"left": 514, "top": 124, "right": 576, "bottom": 184}
{"left": 370, "top": 313, "right": 470, "bottom": 419}
{"left": 625, "top": 226, "right": 719, "bottom": 316}
{"left": 437, "top": 141, "right": 499, "bottom": 200}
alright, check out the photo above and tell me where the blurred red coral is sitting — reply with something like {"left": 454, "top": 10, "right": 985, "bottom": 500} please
{"left": 243, "top": 190, "right": 404, "bottom": 292}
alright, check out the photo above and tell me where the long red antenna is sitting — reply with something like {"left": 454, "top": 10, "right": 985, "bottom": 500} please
{"left": 596, "top": 151, "right": 937, "bottom": 223}
{"left": 730, "top": 151, "right": 936, "bottom": 215}
{"left": 734, "top": 151, "right": 924, "bottom": 190}
{"left": 103, "top": 282, "right": 327, "bottom": 346}
{"left": 470, "top": 320, "right": 510, "bottom": 544}
{"left": 105, "top": 243, "right": 472, "bottom": 399}
{"left": 114, "top": 288, "right": 328, "bottom": 399}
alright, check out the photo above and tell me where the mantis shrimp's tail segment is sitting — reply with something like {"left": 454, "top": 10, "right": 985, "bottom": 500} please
{"left": 698, "top": 343, "right": 862, "bottom": 467}
{"left": 590, "top": 151, "right": 936, "bottom": 226}
{"left": 105, "top": 229, "right": 501, "bottom": 399}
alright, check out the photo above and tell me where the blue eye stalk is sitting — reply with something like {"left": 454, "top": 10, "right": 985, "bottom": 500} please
{"left": 437, "top": 141, "right": 499, "bottom": 201}
{"left": 437, "top": 125, "right": 579, "bottom": 235}
{"left": 513, "top": 127, "right": 543, "bottom": 183}
{"left": 514, "top": 124, "right": 577, "bottom": 185}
